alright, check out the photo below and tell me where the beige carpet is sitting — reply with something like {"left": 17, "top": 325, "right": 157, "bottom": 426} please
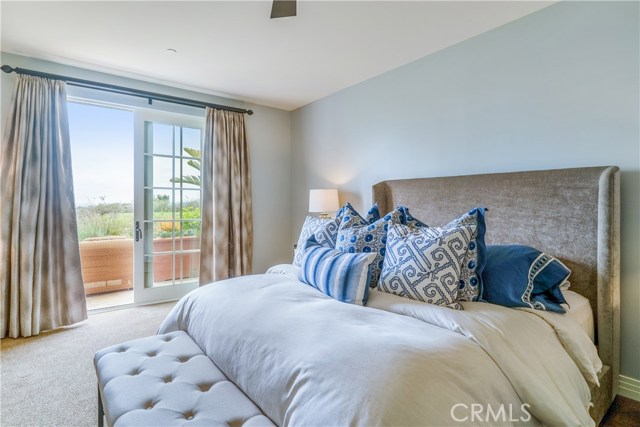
{"left": 1, "top": 302, "right": 176, "bottom": 427}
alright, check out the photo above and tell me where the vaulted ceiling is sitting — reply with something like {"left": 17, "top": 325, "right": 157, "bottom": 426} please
{"left": 1, "top": 1, "right": 553, "bottom": 110}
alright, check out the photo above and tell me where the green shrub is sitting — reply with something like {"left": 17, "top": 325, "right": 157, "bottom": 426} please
{"left": 76, "top": 196, "right": 201, "bottom": 241}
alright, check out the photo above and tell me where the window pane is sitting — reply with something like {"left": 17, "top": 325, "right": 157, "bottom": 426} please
{"left": 180, "top": 224, "right": 201, "bottom": 247}
{"left": 181, "top": 189, "right": 200, "bottom": 212}
{"left": 182, "top": 127, "right": 201, "bottom": 154}
{"left": 145, "top": 189, "right": 174, "bottom": 221}
{"left": 144, "top": 120, "right": 203, "bottom": 290}
{"left": 145, "top": 253, "right": 174, "bottom": 288}
{"left": 176, "top": 251, "right": 200, "bottom": 284}
{"left": 149, "top": 155, "right": 173, "bottom": 188}
{"left": 151, "top": 123, "right": 174, "bottom": 155}
{"left": 178, "top": 158, "right": 201, "bottom": 189}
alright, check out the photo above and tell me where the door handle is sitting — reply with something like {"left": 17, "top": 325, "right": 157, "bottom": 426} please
{"left": 135, "top": 221, "right": 143, "bottom": 242}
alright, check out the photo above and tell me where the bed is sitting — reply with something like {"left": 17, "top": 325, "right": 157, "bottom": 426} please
{"left": 159, "top": 166, "right": 620, "bottom": 426}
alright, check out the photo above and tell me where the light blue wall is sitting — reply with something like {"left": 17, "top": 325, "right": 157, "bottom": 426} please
{"left": 291, "top": 1, "right": 640, "bottom": 379}
{"left": 0, "top": 52, "right": 293, "bottom": 274}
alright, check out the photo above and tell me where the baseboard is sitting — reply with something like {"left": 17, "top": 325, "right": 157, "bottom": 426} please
{"left": 619, "top": 375, "right": 640, "bottom": 402}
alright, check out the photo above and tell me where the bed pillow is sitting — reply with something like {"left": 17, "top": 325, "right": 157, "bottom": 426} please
{"left": 336, "top": 206, "right": 415, "bottom": 288}
{"left": 442, "top": 208, "right": 487, "bottom": 302}
{"left": 563, "top": 289, "right": 595, "bottom": 342}
{"left": 338, "top": 202, "right": 381, "bottom": 229}
{"left": 395, "top": 205, "right": 429, "bottom": 228}
{"left": 299, "top": 236, "right": 376, "bottom": 306}
{"left": 378, "top": 216, "right": 484, "bottom": 309}
{"left": 481, "top": 245, "right": 569, "bottom": 313}
{"left": 292, "top": 216, "right": 339, "bottom": 266}
{"left": 292, "top": 204, "right": 381, "bottom": 266}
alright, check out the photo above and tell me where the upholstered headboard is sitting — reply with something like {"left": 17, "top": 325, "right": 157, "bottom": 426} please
{"left": 373, "top": 166, "right": 620, "bottom": 394}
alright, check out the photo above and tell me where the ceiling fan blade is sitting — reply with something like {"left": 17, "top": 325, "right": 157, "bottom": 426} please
{"left": 271, "top": 0, "right": 296, "bottom": 19}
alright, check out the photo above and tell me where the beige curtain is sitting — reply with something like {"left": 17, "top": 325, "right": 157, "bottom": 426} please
{"left": 1, "top": 75, "right": 87, "bottom": 338}
{"left": 200, "top": 108, "right": 253, "bottom": 284}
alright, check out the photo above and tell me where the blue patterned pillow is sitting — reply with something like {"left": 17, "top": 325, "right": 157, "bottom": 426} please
{"left": 299, "top": 236, "right": 376, "bottom": 306}
{"left": 379, "top": 221, "right": 470, "bottom": 309}
{"left": 378, "top": 208, "right": 486, "bottom": 306}
{"left": 442, "top": 208, "right": 487, "bottom": 302}
{"left": 481, "top": 245, "right": 569, "bottom": 313}
{"left": 337, "top": 202, "right": 381, "bottom": 229}
{"left": 336, "top": 207, "right": 412, "bottom": 288}
{"left": 293, "top": 204, "right": 381, "bottom": 267}
{"left": 395, "top": 206, "right": 429, "bottom": 228}
{"left": 293, "top": 216, "right": 339, "bottom": 266}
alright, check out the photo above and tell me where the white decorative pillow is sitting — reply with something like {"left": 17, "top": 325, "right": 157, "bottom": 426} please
{"left": 293, "top": 216, "right": 339, "bottom": 266}
{"left": 378, "top": 221, "right": 477, "bottom": 309}
{"left": 563, "top": 289, "right": 594, "bottom": 342}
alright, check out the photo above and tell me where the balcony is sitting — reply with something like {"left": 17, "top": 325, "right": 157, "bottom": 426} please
{"left": 80, "top": 236, "right": 200, "bottom": 309}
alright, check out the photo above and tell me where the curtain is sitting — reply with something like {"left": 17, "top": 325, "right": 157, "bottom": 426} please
{"left": 1, "top": 75, "right": 87, "bottom": 338}
{"left": 200, "top": 108, "right": 253, "bottom": 284}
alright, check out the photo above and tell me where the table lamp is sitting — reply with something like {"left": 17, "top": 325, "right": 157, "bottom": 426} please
{"left": 309, "top": 189, "right": 339, "bottom": 219}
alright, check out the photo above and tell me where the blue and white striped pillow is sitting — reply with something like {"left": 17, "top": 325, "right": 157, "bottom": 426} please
{"left": 299, "top": 236, "right": 376, "bottom": 305}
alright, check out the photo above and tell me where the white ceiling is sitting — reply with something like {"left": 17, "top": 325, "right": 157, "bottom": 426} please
{"left": 1, "top": 1, "right": 553, "bottom": 111}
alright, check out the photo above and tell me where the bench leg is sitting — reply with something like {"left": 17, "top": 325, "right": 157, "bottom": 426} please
{"left": 98, "top": 385, "right": 105, "bottom": 427}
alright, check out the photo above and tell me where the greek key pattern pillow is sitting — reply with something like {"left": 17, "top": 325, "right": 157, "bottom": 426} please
{"left": 396, "top": 206, "right": 429, "bottom": 228}
{"left": 378, "top": 221, "right": 471, "bottom": 309}
{"left": 442, "top": 208, "right": 486, "bottom": 302}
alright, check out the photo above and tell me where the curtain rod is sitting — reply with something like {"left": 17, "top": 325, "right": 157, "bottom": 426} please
{"left": 1, "top": 65, "right": 253, "bottom": 115}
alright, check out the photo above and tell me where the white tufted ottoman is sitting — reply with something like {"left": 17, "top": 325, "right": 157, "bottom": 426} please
{"left": 94, "top": 331, "right": 275, "bottom": 427}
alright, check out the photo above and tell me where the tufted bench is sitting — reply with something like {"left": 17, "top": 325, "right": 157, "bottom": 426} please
{"left": 94, "top": 331, "right": 274, "bottom": 426}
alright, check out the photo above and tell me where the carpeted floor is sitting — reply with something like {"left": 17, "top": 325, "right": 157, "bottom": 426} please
{"left": 0, "top": 302, "right": 175, "bottom": 427}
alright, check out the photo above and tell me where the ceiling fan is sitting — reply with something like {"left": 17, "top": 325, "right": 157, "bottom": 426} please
{"left": 271, "top": 0, "right": 297, "bottom": 19}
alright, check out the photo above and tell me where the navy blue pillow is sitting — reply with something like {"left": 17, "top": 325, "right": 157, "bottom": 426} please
{"left": 481, "top": 245, "right": 569, "bottom": 313}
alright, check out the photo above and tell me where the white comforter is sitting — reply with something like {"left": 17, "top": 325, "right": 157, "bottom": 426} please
{"left": 158, "top": 267, "right": 598, "bottom": 427}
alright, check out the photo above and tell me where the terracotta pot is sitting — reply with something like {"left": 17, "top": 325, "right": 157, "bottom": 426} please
{"left": 152, "top": 236, "right": 200, "bottom": 283}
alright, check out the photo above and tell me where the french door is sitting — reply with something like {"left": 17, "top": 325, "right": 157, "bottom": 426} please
{"left": 133, "top": 111, "right": 205, "bottom": 304}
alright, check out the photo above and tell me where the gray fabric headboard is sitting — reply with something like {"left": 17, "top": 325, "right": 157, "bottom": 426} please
{"left": 373, "top": 166, "right": 620, "bottom": 383}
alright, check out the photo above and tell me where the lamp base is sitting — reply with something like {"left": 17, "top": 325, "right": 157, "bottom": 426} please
{"left": 318, "top": 212, "right": 331, "bottom": 219}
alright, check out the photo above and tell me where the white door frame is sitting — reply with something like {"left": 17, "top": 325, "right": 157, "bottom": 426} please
{"left": 133, "top": 109, "right": 204, "bottom": 304}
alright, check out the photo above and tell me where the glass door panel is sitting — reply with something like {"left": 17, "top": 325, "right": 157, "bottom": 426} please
{"left": 134, "top": 111, "right": 204, "bottom": 304}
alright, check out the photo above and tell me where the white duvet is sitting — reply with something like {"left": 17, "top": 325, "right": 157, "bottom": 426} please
{"left": 158, "top": 266, "right": 599, "bottom": 427}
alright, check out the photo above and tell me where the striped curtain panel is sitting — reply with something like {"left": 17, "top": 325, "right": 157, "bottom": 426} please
{"left": 1, "top": 75, "right": 87, "bottom": 338}
{"left": 200, "top": 108, "right": 253, "bottom": 284}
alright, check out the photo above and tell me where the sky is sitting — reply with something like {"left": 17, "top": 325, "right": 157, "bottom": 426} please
{"left": 68, "top": 101, "right": 135, "bottom": 206}
{"left": 67, "top": 102, "right": 202, "bottom": 207}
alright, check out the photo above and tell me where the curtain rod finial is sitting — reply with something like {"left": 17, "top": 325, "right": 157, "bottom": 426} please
{"left": 1, "top": 65, "right": 16, "bottom": 74}
{"left": 247, "top": 110, "right": 254, "bottom": 115}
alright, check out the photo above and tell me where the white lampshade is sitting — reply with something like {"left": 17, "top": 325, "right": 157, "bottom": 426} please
{"left": 309, "top": 189, "right": 339, "bottom": 215}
